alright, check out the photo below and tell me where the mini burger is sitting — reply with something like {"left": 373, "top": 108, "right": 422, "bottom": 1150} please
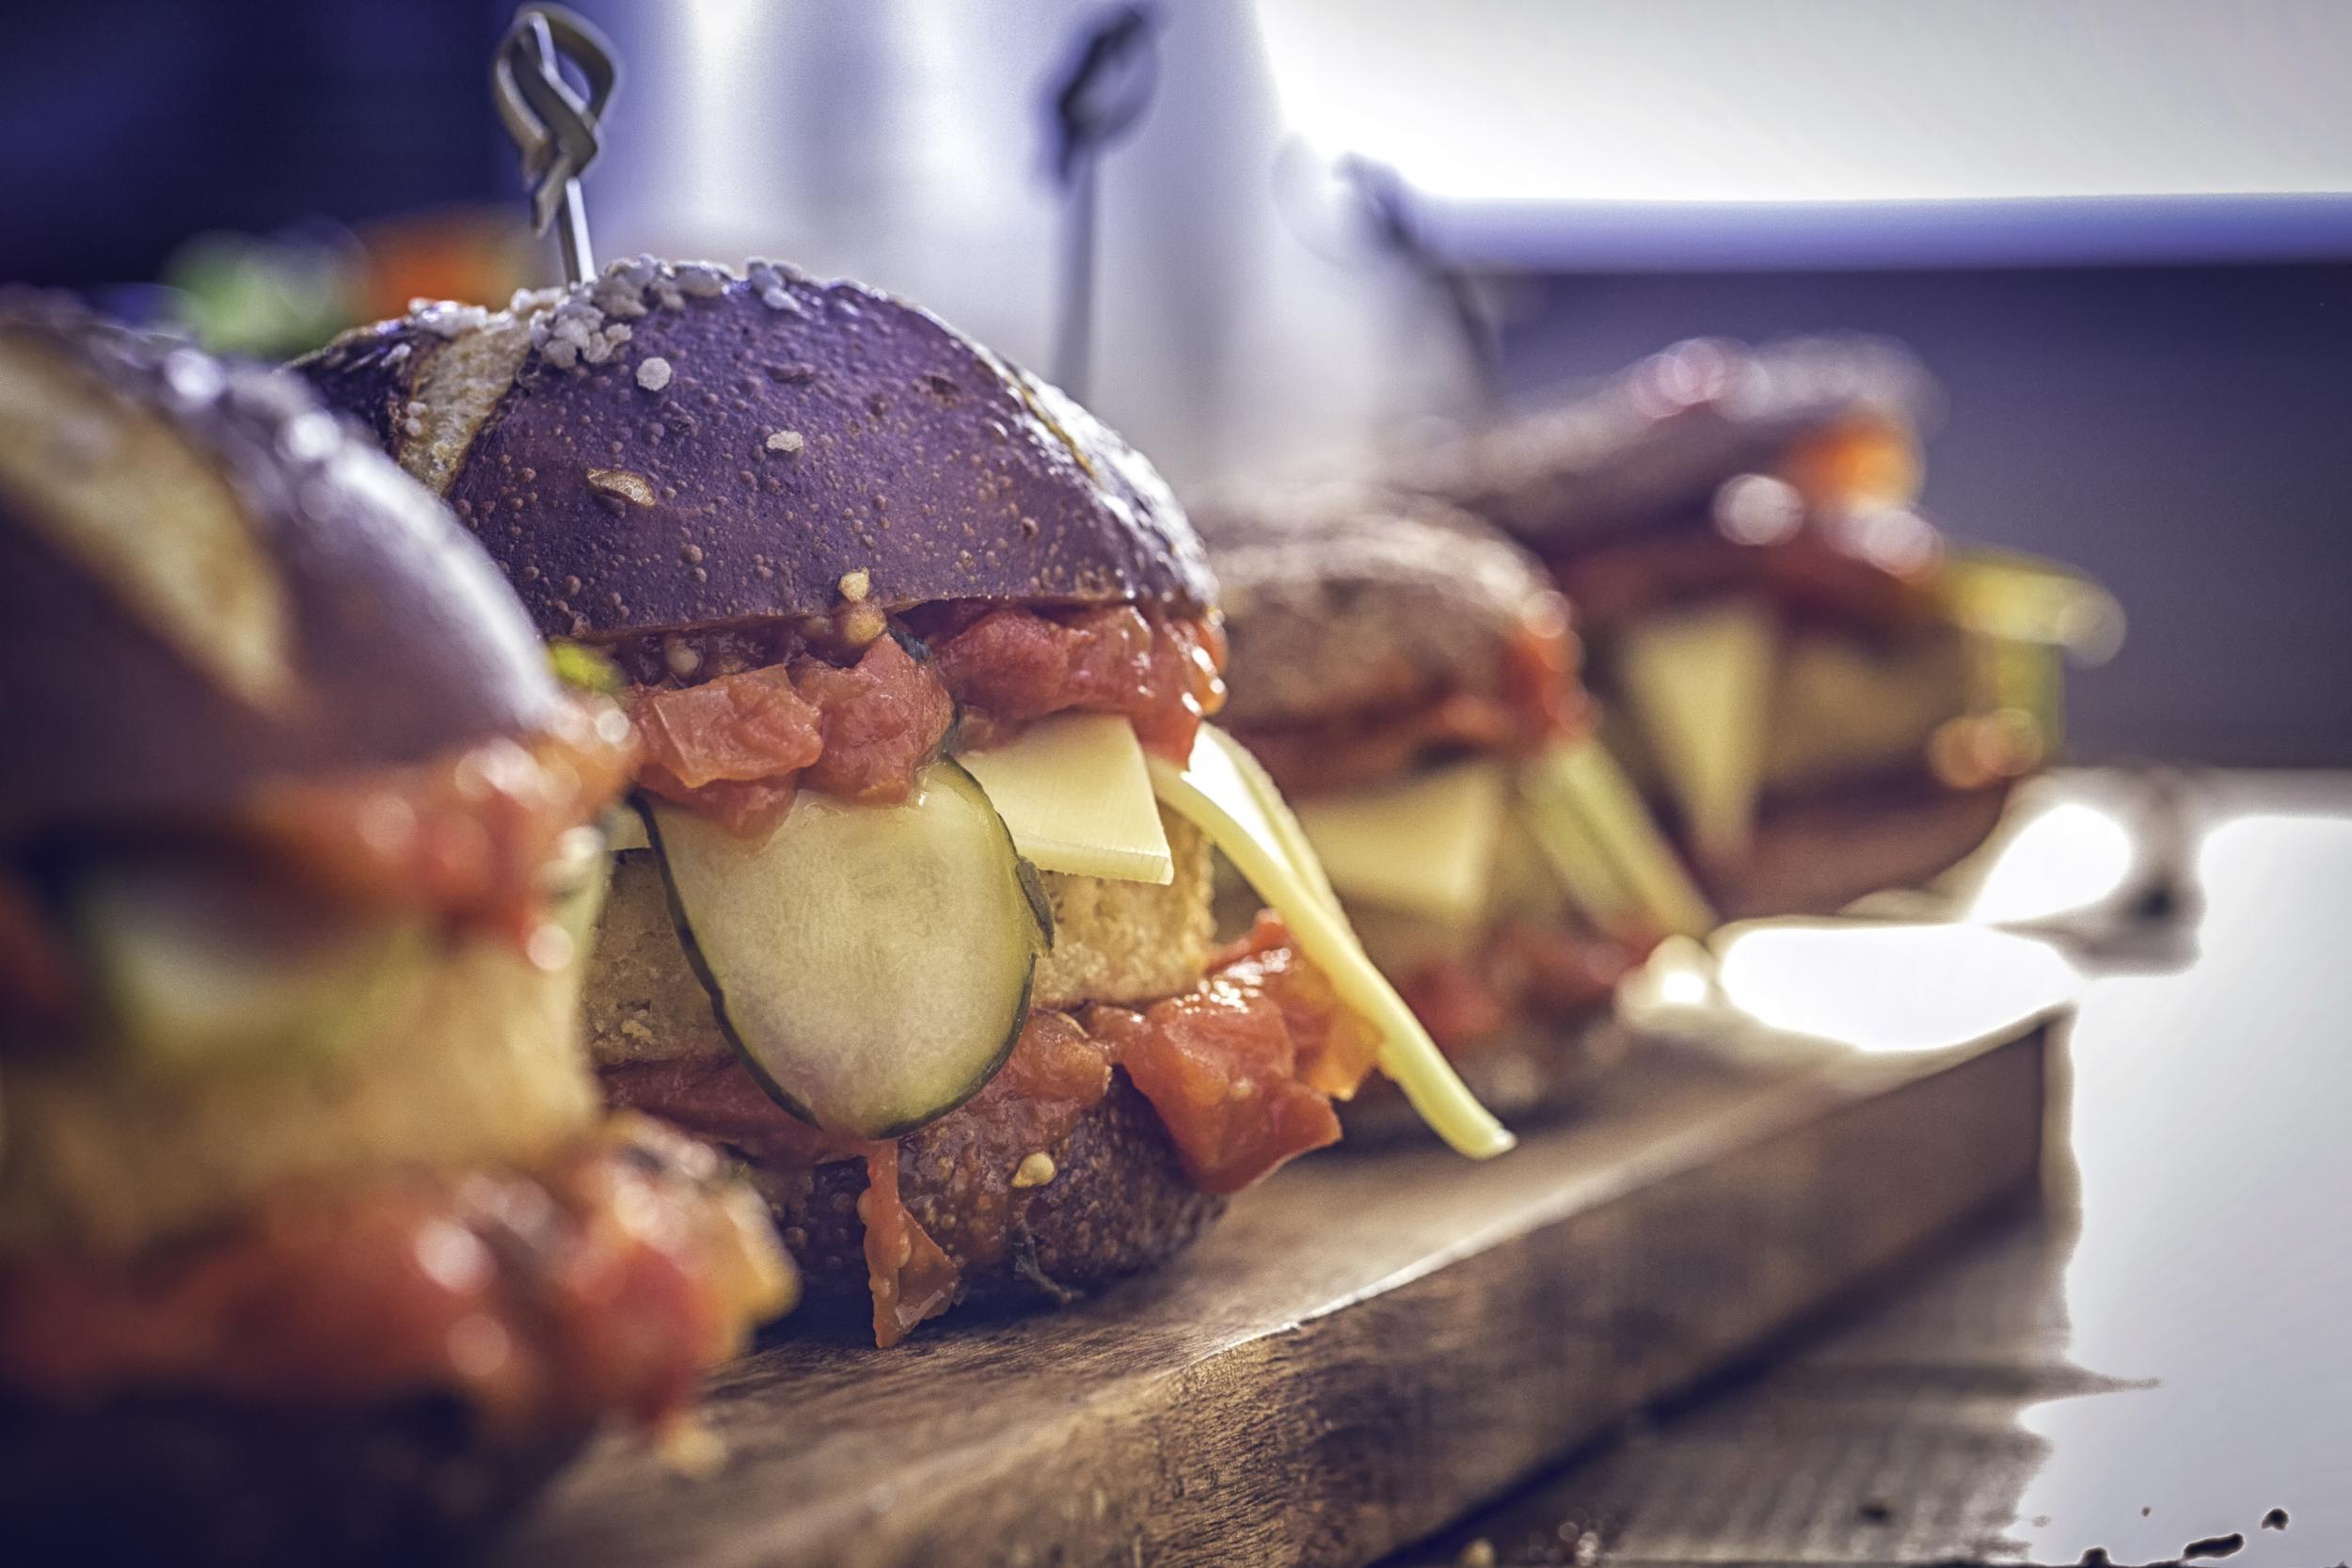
{"left": 298, "top": 257, "right": 1504, "bottom": 1346}
{"left": 1401, "top": 337, "right": 2116, "bottom": 916}
{"left": 1197, "top": 486, "right": 1713, "bottom": 1130}
{"left": 0, "top": 298, "right": 793, "bottom": 1563}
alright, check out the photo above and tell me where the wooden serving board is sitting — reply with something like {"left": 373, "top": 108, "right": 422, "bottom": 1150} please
{"left": 506, "top": 1021, "right": 2052, "bottom": 1568}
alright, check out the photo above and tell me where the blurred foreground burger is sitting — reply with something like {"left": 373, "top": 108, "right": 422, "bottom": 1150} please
{"left": 0, "top": 298, "right": 793, "bottom": 1562}
{"left": 1403, "top": 337, "right": 2116, "bottom": 916}
{"left": 301, "top": 257, "right": 1505, "bottom": 1345}
{"left": 1199, "top": 487, "right": 1712, "bottom": 1131}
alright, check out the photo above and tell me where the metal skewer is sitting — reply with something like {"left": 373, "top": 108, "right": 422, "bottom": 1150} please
{"left": 1338, "top": 155, "right": 1502, "bottom": 408}
{"left": 1045, "top": 5, "right": 1161, "bottom": 401}
{"left": 493, "top": 3, "right": 621, "bottom": 286}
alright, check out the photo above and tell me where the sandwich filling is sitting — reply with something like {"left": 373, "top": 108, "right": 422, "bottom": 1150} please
{"left": 0, "top": 700, "right": 795, "bottom": 1437}
{"left": 0, "top": 1116, "right": 787, "bottom": 1440}
{"left": 1225, "top": 599, "right": 1689, "bottom": 1069}
{"left": 579, "top": 597, "right": 1480, "bottom": 1344}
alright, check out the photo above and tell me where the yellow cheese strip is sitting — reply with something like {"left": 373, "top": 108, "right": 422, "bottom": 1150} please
{"left": 1516, "top": 754, "right": 1644, "bottom": 934}
{"left": 1617, "top": 599, "right": 1777, "bottom": 867}
{"left": 1210, "top": 727, "right": 1349, "bottom": 925}
{"left": 1294, "top": 760, "right": 1507, "bottom": 926}
{"left": 956, "top": 714, "right": 1173, "bottom": 885}
{"left": 1943, "top": 548, "right": 2124, "bottom": 658}
{"left": 1524, "top": 735, "right": 1716, "bottom": 940}
{"left": 1149, "top": 727, "right": 1514, "bottom": 1162}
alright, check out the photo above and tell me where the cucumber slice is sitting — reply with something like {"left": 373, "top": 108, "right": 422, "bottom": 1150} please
{"left": 72, "top": 861, "right": 433, "bottom": 1074}
{"left": 646, "top": 761, "right": 1049, "bottom": 1140}
{"left": 547, "top": 823, "right": 613, "bottom": 950}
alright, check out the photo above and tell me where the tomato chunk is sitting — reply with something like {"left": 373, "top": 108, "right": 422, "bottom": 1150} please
{"left": 1235, "top": 613, "right": 1586, "bottom": 797}
{"left": 928, "top": 605, "right": 1226, "bottom": 760}
{"left": 0, "top": 1120, "right": 779, "bottom": 1436}
{"left": 637, "top": 664, "right": 822, "bottom": 793}
{"left": 794, "top": 637, "right": 955, "bottom": 803}
{"left": 1086, "top": 919, "right": 1367, "bottom": 1195}
{"left": 634, "top": 637, "right": 951, "bottom": 834}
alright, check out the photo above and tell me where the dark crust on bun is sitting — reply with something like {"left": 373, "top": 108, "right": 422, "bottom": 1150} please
{"left": 1397, "top": 336, "right": 1934, "bottom": 549}
{"left": 1197, "top": 484, "right": 1569, "bottom": 730}
{"left": 761, "top": 1073, "right": 1224, "bottom": 1316}
{"left": 0, "top": 1389, "right": 582, "bottom": 1567}
{"left": 1336, "top": 1013, "right": 1640, "bottom": 1145}
{"left": 1715, "top": 777, "right": 2012, "bottom": 919}
{"left": 296, "top": 260, "right": 1215, "bottom": 640}
{"left": 0, "top": 293, "right": 564, "bottom": 840}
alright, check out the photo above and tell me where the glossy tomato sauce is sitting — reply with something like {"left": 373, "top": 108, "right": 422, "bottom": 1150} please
{"left": 612, "top": 604, "right": 1223, "bottom": 835}
{"left": 1395, "top": 919, "right": 1641, "bottom": 1060}
{"left": 602, "top": 921, "right": 1366, "bottom": 1346}
{"left": 1234, "top": 611, "right": 1586, "bottom": 799}
{"left": 252, "top": 695, "right": 637, "bottom": 942}
{"left": 0, "top": 1117, "right": 787, "bottom": 1437}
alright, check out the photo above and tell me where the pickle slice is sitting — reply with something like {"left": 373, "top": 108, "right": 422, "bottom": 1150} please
{"left": 646, "top": 760, "right": 1049, "bottom": 1140}
{"left": 74, "top": 861, "right": 431, "bottom": 1074}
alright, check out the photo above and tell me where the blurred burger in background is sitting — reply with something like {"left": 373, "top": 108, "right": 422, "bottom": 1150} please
{"left": 1198, "top": 485, "right": 1714, "bottom": 1131}
{"left": 1401, "top": 336, "right": 2119, "bottom": 917}
{"left": 0, "top": 297, "right": 792, "bottom": 1562}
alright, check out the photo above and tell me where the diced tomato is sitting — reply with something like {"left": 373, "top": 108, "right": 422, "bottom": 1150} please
{"left": 1207, "top": 913, "right": 1380, "bottom": 1100}
{"left": 928, "top": 605, "right": 1226, "bottom": 760}
{"left": 1397, "top": 919, "right": 1640, "bottom": 1060}
{"left": 251, "top": 695, "right": 637, "bottom": 943}
{"left": 1501, "top": 922, "right": 1638, "bottom": 1018}
{"left": 1086, "top": 919, "right": 1359, "bottom": 1196}
{"left": 1502, "top": 596, "right": 1592, "bottom": 748}
{"left": 859, "top": 1148, "right": 961, "bottom": 1349}
{"left": 636, "top": 664, "right": 823, "bottom": 792}
{"left": 1398, "top": 959, "right": 1513, "bottom": 1056}
{"left": 615, "top": 606, "right": 1220, "bottom": 829}
{"left": 1235, "top": 607, "right": 1586, "bottom": 798}
{"left": 0, "top": 1121, "right": 777, "bottom": 1436}
{"left": 793, "top": 637, "right": 955, "bottom": 802}
{"left": 634, "top": 637, "right": 952, "bottom": 834}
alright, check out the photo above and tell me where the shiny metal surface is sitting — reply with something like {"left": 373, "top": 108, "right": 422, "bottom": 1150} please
{"left": 494, "top": 4, "right": 619, "bottom": 285}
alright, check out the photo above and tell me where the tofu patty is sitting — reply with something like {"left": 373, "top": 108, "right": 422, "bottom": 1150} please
{"left": 0, "top": 927, "right": 600, "bottom": 1257}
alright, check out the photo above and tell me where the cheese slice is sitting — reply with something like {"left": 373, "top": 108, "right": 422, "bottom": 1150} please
{"left": 957, "top": 714, "right": 1173, "bottom": 885}
{"left": 1294, "top": 761, "right": 1507, "bottom": 926}
{"left": 605, "top": 801, "right": 652, "bottom": 853}
{"left": 605, "top": 716, "right": 1175, "bottom": 884}
{"left": 1149, "top": 727, "right": 1514, "bottom": 1162}
{"left": 1617, "top": 599, "right": 1777, "bottom": 868}
{"left": 1523, "top": 736, "right": 1716, "bottom": 940}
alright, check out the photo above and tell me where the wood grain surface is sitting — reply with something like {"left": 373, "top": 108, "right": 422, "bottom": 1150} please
{"left": 504, "top": 1024, "right": 2049, "bottom": 1568}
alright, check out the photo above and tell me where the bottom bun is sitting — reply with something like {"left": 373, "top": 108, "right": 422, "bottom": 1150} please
{"left": 1338, "top": 1012, "right": 1641, "bottom": 1146}
{"left": 0, "top": 1392, "right": 583, "bottom": 1567}
{"left": 755, "top": 1071, "right": 1226, "bottom": 1318}
{"left": 1711, "top": 778, "right": 2013, "bottom": 921}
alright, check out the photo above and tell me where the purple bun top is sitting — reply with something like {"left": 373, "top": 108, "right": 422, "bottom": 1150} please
{"left": 0, "top": 293, "right": 565, "bottom": 839}
{"left": 297, "top": 259, "right": 1215, "bottom": 641}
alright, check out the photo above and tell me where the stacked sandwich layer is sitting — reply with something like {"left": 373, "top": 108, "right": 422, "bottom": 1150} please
{"left": 0, "top": 297, "right": 794, "bottom": 1563}
{"left": 1198, "top": 486, "right": 1713, "bottom": 1131}
{"left": 1397, "top": 337, "right": 2115, "bottom": 917}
